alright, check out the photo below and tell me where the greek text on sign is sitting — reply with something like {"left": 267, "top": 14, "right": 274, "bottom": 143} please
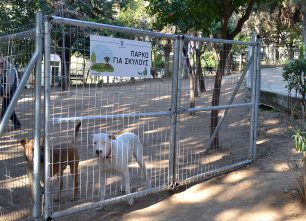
{"left": 90, "top": 35, "right": 152, "bottom": 78}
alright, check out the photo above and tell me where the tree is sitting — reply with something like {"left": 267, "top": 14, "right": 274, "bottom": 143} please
{"left": 0, "top": 0, "right": 130, "bottom": 89}
{"left": 295, "top": 0, "right": 306, "bottom": 57}
{"left": 147, "top": 0, "right": 280, "bottom": 148}
{"left": 147, "top": 1, "right": 210, "bottom": 110}
{"left": 118, "top": 0, "right": 151, "bottom": 29}
{"left": 250, "top": 1, "right": 302, "bottom": 63}
{"left": 46, "top": 0, "right": 120, "bottom": 89}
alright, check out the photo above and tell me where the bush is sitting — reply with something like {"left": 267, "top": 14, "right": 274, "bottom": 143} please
{"left": 292, "top": 130, "right": 306, "bottom": 153}
{"left": 282, "top": 58, "right": 306, "bottom": 101}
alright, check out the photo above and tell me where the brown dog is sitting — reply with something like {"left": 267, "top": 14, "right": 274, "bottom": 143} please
{"left": 20, "top": 122, "right": 81, "bottom": 201}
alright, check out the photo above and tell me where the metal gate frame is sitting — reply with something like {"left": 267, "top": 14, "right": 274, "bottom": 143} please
{"left": 173, "top": 35, "right": 261, "bottom": 185}
{"left": 0, "top": 12, "right": 43, "bottom": 221}
{"left": 0, "top": 12, "right": 260, "bottom": 221}
{"left": 0, "top": 13, "right": 261, "bottom": 220}
{"left": 43, "top": 15, "right": 260, "bottom": 220}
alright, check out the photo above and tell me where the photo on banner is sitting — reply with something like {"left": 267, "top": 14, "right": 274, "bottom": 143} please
{"left": 90, "top": 35, "right": 152, "bottom": 78}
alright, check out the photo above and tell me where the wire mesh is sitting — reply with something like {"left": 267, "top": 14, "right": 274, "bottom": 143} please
{"left": 176, "top": 39, "right": 253, "bottom": 184}
{"left": 0, "top": 26, "right": 36, "bottom": 221}
{"left": 44, "top": 18, "right": 258, "bottom": 219}
{"left": 0, "top": 16, "right": 258, "bottom": 220}
{"left": 46, "top": 20, "right": 175, "bottom": 216}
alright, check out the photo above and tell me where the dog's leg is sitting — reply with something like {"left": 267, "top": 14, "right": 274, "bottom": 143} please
{"left": 96, "top": 162, "right": 107, "bottom": 211}
{"left": 120, "top": 173, "right": 126, "bottom": 194}
{"left": 123, "top": 168, "right": 134, "bottom": 206}
{"left": 55, "top": 170, "right": 63, "bottom": 202}
{"left": 99, "top": 169, "right": 106, "bottom": 203}
{"left": 134, "top": 143, "right": 151, "bottom": 188}
{"left": 70, "top": 162, "right": 79, "bottom": 201}
{"left": 27, "top": 166, "right": 34, "bottom": 199}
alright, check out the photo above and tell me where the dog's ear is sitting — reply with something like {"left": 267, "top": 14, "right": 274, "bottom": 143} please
{"left": 39, "top": 136, "right": 45, "bottom": 150}
{"left": 20, "top": 139, "right": 27, "bottom": 147}
{"left": 109, "top": 135, "right": 116, "bottom": 140}
{"left": 40, "top": 136, "right": 45, "bottom": 145}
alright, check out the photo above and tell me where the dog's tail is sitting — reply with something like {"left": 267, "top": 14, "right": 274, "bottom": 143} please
{"left": 72, "top": 122, "right": 81, "bottom": 144}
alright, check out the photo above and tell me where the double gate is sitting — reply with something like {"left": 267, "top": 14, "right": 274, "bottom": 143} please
{"left": 0, "top": 13, "right": 260, "bottom": 220}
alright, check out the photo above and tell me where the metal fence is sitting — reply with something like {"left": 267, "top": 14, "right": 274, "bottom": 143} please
{"left": 0, "top": 13, "right": 260, "bottom": 221}
{"left": 0, "top": 14, "right": 41, "bottom": 221}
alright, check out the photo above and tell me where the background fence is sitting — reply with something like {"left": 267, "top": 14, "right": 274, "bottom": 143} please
{"left": 0, "top": 26, "right": 37, "bottom": 220}
{"left": 0, "top": 14, "right": 260, "bottom": 220}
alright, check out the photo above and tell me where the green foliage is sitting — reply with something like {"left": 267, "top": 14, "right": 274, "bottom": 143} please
{"left": 153, "top": 53, "right": 164, "bottom": 68}
{"left": 282, "top": 58, "right": 306, "bottom": 100}
{"left": 0, "top": 2, "right": 11, "bottom": 32}
{"left": 292, "top": 130, "right": 306, "bottom": 153}
{"left": 299, "top": 45, "right": 305, "bottom": 59}
{"left": 146, "top": 0, "right": 215, "bottom": 33}
{"left": 255, "top": 0, "right": 302, "bottom": 58}
{"left": 118, "top": 0, "right": 152, "bottom": 29}
{"left": 203, "top": 51, "right": 217, "bottom": 68}
{"left": 0, "top": 1, "right": 124, "bottom": 31}
{"left": 147, "top": 0, "right": 278, "bottom": 38}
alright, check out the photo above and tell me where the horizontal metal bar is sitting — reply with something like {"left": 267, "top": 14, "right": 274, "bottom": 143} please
{"left": 51, "top": 185, "right": 167, "bottom": 219}
{"left": 51, "top": 158, "right": 252, "bottom": 219}
{"left": 178, "top": 102, "right": 253, "bottom": 114}
{"left": 0, "top": 51, "right": 39, "bottom": 135}
{"left": 49, "top": 16, "right": 178, "bottom": 40}
{"left": 0, "top": 28, "right": 35, "bottom": 42}
{"left": 52, "top": 103, "right": 252, "bottom": 124}
{"left": 184, "top": 35, "right": 256, "bottom": 46}
{"left": 52, "top": 111, "right": 172, "bottom": 123}
{"left": 180, "top": 159, "right": 253, "bottom": 185}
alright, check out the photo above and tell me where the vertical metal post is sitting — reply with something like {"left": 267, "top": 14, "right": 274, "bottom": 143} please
{"left": 248, "top": 31, "right": 256, "bottom": 90}
{"left": 33, "top": 12, "right": 43, "bottom": 221}
{"left": 169, "top": 38, "right": 179, "bottom": 187}
{"left": 176, "top": 37, "right": 184, "bottom": 177}
{"left": 44, "top": 17, "right": 52, "bottom": 220}
{"left": 253, "top": 36, "right": 261, "bottom": 160}
{"left": 248, "top": 41, "right": 256, "bottom": 161}
{"left": 169, "top": 36, "right": 183, "bottom": 187}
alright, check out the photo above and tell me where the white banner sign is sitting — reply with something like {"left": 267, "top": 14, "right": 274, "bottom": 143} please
{"left": 90, "top": 35, "right": 152, "bottom": 78}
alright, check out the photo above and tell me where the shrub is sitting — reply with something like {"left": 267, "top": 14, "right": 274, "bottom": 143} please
{"left": 292, "top": 130, "right": 306, "bottom": 153}
{"left": 282, "top": 58, "right": 306, "bottom": 101}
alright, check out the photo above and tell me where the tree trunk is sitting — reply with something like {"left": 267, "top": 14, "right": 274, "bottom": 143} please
{"left": 183, "top": 47, "right": 196, "bottom": 111}
{"left": 60, "top": 50, "right": 70, "bottom": 90}
{"left": 288, "top": 43, "right": 294, "bottom": 60}
{"left": 210, "top": 44, "right": 232, "bottom": 148}
{"left": 304, "top": 153, "right": 306, "bottom": 198}
{"left": 225, "top": 51, "right": 232, "bottom": 75}
{"left": 163, "top": 39, "right": 172, "bottom": 77}
{"left": 303, "top": 11, "right": 306, "bottom": 59}
{"left": 275, "top": 47, "right": 280, "bottom": 63}
{"left": 195, "top": 42, "right": 206, "bottom": 92}
{"left": 59, "top": 50, "right": 70, "bottom": 90}
{"left": 193, "top": 50, "right": 199, "bottom": 97}
{"left": 82, "top": 54, "right": 86, "bottom": 85}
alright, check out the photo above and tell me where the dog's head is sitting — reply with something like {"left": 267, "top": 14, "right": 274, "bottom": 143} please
{"left": 92, "top": 133, "right": 116, "bottom": 159}
{"left": 20, "top": 137, "right": 45, "bottom": 161}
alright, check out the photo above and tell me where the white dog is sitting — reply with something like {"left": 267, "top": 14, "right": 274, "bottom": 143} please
{"left": 93, "top": 132, "right": 151, "bottom": 206}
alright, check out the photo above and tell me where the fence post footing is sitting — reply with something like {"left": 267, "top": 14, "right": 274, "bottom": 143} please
{"left": 168, "top": 182, "right": 179, "bottom": 190}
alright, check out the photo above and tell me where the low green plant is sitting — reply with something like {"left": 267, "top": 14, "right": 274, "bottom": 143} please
{"left": 284, "top": 57, "right": 306, "bottom": 197}
{"left": 292, "top": 130, "right": 306, "bottom": 153}
{"left": 282, "top": 58, "right": 306, "bottom": 102}
{"left": 283, "top": 58, "right": 306, "bottom": 122}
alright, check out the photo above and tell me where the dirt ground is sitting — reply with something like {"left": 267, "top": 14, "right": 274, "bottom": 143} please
{"left": 56, "top": 110, "right": 306, "bottom": 221}
{"left": 1, "top": 76, "right": 306, "bottom": 221}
